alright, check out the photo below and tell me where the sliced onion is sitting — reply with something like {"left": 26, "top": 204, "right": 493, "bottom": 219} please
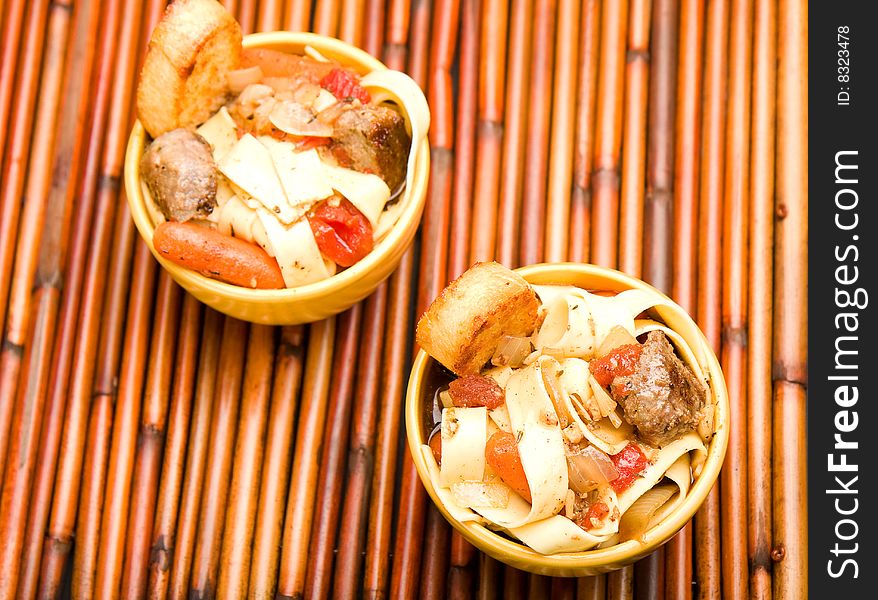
{"left": 618, "top": 483, "right": 677, "bottom": 541}
{"left": 540, "top": 363, "right": 571, "bottom": 428}
{"left": 595, "top": 325, "right": 638, "bottom": 358}
{"left": 587, "top": 375, "right": 618, "bottom": 420}
{"left": 451, "top": 481, "right": 511, "bottom": 509}
{"left": 269, "top": 101, "right": 333, "bottom": 137}
{"left": 226, "top": 66, "right": 264, "bottom": 93}
{"left": 315, "top": 100, "right": 350, "bottom": 125}
{"left": 491, "top": 335, "right": 533, "bottom": 368}
{"left": 566, "top": 445, "right": 620, "bottom": 493}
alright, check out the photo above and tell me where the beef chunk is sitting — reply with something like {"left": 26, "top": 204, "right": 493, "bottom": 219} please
{"left": 323, "top": 105, "right": 410, "bottom": 192}
{"left": 140, "top": 128, "right": 218, "bottom": 222}
{"left": 611, "top": 331, "right": 707, "bottom": 447}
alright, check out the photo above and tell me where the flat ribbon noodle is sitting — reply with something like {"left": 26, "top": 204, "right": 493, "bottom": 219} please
{"left": 473, "top": 358, "right": 568, "bottom": 528}
{"left": 533, "top": 294, "right": 595, "bottom": 358}
{"left": 420, "top": 445, "right": 486, "bottom": 524}
{"left": 508, "top": 515, "right": 612, "bottom": 554}
{"left": 439, "top": 406, "right": 488, "bottom": 487}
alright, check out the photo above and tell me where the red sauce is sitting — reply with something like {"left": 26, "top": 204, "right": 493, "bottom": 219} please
{"left": 589, "top": 344, "right": 643, "bottom": 388}
{"left": 609, "top": 443, "right": 649, "bottom": 492}
{"left": 448, "top": 375, "right": 505, "bottom": 409}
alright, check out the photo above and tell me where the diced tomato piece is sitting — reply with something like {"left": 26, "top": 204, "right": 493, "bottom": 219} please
{"left": 609, "top": 443, "right": 649, "bottom": 492}
{"left": 448, "top": 375, "right": 505, "bottom": 409}
{"left": 485, "top": 431, "right": 531, "bottom": 503}
{"left": 320, "top": 68, "right": 371, "bottom": 104}
{"left": 589, "top": 344, "right": 643, "bottom": 388}
{"left": 307, "top": 197, "right": 373, "bottom": 267}
{"left": 576, "top": 501, "right": 610, "bottom": 531}
{"left": 297, "top": 136, "right": 331, "bottom": 151}
{"left": 429, "top": 432, "right": 442, "bottom": 465}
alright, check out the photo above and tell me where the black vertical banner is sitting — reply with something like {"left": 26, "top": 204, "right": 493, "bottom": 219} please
{"left": 809, "top": 1, "right": 878, "bottom": 597}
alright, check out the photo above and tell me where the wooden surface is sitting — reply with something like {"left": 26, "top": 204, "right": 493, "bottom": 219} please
{"left": 0, "top": 0, "right": 807, "bottom": 598}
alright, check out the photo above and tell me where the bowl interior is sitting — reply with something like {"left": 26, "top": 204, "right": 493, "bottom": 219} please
{"left": 405, "top": 263, "right": 729, "bottom": 577}
{"left": 124, "top": 32, "right": 429, "bottom": 324}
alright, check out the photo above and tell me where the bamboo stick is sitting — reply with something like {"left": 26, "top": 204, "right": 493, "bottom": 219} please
{"left": 217, "top": 324, "right": 277, "bottom": 599}
{"left": 634, "top": 548, "right": 665, "bottom": 599}
{"left": 0, "top": 0, "right": 52, "bottom": 472}
{"left": 283, "top": 0, "right": 312, "bottom": 31}
{"left": 719, "top": 1, "right": 753, "bottom": 598}
{"left": 528, "top": 574, "right": 551, "bottom": 598}
{"left": 313, "top": 0, "right": 341, "bottom": 37}
{"left": 304, "top": 306, "right": 364, "bottom": 599}
{"left": 447, "top": 0, "right": 479, "bottom": 280}
{"left": 577, "top": 573, "right": 606, "bottom": 599}
{"left": 0, "top": 0, "right": 26, "bottom": 177}
{"left": 189, "top": 317, "right": 249, "bottom": 598}
{"left": 693, "top": 1, "right": 729, "bottom": 596}
{"left": 275, "top": 317, "right": 336, "bottom": 598}
{"left": 420, "top": 505, "right": 451, "bottom": 600}
{"left": 568, "top": 0, "right": 600, "bottom": 264}
{"left": 551, "top": 577, "right": 576, "bottom": 600}
{"left": 256, "top": 0, "right": 284, "bottom": 31}
{"left": 383, "top": 0, "right": 411, "bottom": 71}
{"left": 617, "top": 0, "right": 651, "bottom": 278}
{"left": 339, "top": 0, "right": 366, "bottom": 46}
{"left": 144, "top": 295, "right": 203, "bottom": 599}
{"left": 388, "top": 2, "right": 435, "bottom": 596}
{"left": 247, "top": 325, "right": 306, "bottom": 599}
{"left": 772, "top": 0, "right": 807, "bottom": 597}
{"left": 518, "top": 0, "right": 556, "bottom": 266}
{"left": 477, "top": 554, "right": 499, "bottom": 600}
{"left": 119, "top": 273, "right": 183, "bottom": 598}
{"left": 470, "top": 0, "right": 509, "bottom": 264}
{"left": 746, "top": 1, "right": 776, "bottom": 599}
{"left": 237, "top": 0, "right": 258, "bottom": 34}
{"left": 590, "top": 0, "right": 628, "bottom": 268}
{"left": 164, "top": 309, "right": 224, "bottom": 599}
{"left": 543, "top": 0, "right": 580, "bottom": 263}
{"left": 607, "top": 566, "right": 634, "bottom": 600}
{"left": 363, "top": 250, "right": 414, "bottom": 599}
{"left": 10, "top": 0, "right": 102, "bottom": 594}
{"left": 362, "top": 0, "right": 386, "bottom": 59}
{"left": 503, "top": 567, "right": 526, "bottom": 600}
{"left": 331, "top": 288, "right": 387, "bottom": 598}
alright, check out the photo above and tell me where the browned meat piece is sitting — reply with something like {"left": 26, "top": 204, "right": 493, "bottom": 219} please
{"left": 322, "top": 105, "right": 411, "bottom": 192}
{"left": 610, "top": 331, "right": 707, "bottom": 447}
{"left": 140, "top": 128, "right": 218, "bottom": 222}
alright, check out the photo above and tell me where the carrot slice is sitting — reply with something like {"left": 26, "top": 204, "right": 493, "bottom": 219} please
{"left": 485, "top": 431, "right": 532, "bottom": 503}
{"left": 153, "top": 221, "right": 285, "bottom": 289}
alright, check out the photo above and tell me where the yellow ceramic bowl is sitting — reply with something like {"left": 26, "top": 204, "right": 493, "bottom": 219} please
{"left": 405, "top": 262, "right": 729, "bottom": 577}
{"left": 125, "top": 32, "right": 430, "bottom": 325}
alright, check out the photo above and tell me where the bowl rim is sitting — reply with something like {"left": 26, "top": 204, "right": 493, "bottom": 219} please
{"left": 405, "top": 262, "right": 730, "bottom": 574}
{"left": 124, "top": 31, "right": 430, "bottom": 306}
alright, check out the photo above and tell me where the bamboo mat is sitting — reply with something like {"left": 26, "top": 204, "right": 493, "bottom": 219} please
{"left": 0, "top": 0, "right": 807, "bottom": 598}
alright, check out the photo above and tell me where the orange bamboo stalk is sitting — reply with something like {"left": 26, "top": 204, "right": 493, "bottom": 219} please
{"left": 362, "top": 0, "right": 385, "bottom": 58}
{"left": 217, "top": 324, "right": 277, "bottom": 599}
{"left": 313, "top": 0, "right": 341, "bottom": 37}
{"left": 10, "top": 0, "right": 102, "bottom": 594}
{"left": 449, "top": 531, "right": 475, "bottom": 595}
{"left": 719, "top": 1, "right": 753, "bottom": 598}
{"left": 746, "top": 2, "right": 776, "bottom": 599}
{"left": 528, "top": 574, "right": 551, "bottom": 597}
{"left": 568, "top": 0, "right": 600, "bottom": 264}
{"left": 332, "top": 288, "right": 388, "bottom": 598}
{"left": 618, "top": 0, "right": 651, "bottom": 277}
{"left": 236, "top": 0, "right": 258, "bottom": 33}
{"left": 0, "top": 0, "right": 52, "bottom": 470}
{"left": 543, "top": 0, "right": 580, "bottom": 263}
{"left": 634, "top": 548, "right": 665, "bottom": 599}
{"left": 772, "top": 0, "right": 807, "bottom": 597}
{"left": 339, "top": 0, "right": 366, "bottom": 46}
{"left": 119, "top": 273, "right": 183, "bottom": 598}
{"left": 420, "top": 505, "right": 451, "bottom": 600}
{"left": 363, "top": 250, "right": 414, "bottom": 599}
{"left": 256, "top": 0, "right": 284, "bottom": 31}
{"left": 383, "top": 0, "right": 411, "bottom": 71}
{"left": 550, "top": 577, "right": 576, "bottom": 599}
{"left": 189, "top": 317, "right": 249, "bottom": 597}
{"left": 608, "top": 566, "right": 634, "bottom": 600}
{"left": 0, "top": 0, "right": 26, "bottom": 174}
{"left": 577, "top": 574, "right": 607, "bottom": 599}
{"left": 283, "top": 0, "right": 312, "bottom": 31}
{"left": 518, "top": 0, "right": 556, "bottom": 266}
{"left": 590, "top": 0, "right": 628, "bottom": 269}
{"left": 304, "top": 306, "right": 363, "bottom": 599}
{"left": 164, "top": 309, "right": 224, "bottom": 599}
{"left": 447, "top": 0, "right": 479, "bottom": 280}
{"left": 503, "top": 567, "right": 526, "bottom": 600}
{"left": 275, "top": 317, "right": 336, "bottom": 598}
{"left": 247, "top": 325, "right": 306, "bottom": 599}
{"left": 693, "top": 1, "right": 729, "bottom": 596}
{"left": 470, "top": 0, "right": 509, "bottom": 264}
{"left": 143, "top": 296, "right": 203, "bottom": 599}
{"left": 671, "top": 0, "right": 705, "bottom": 315}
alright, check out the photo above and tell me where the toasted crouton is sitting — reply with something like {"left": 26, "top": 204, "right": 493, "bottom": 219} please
{"left": 416, "top": 262, "right": 540, "bottom": 376}
{"left": 136, "top": 0, "right": 242, "bottom": 138}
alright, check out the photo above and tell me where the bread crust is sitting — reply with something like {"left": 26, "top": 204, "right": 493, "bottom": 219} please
{"left": 416, "top": 262, "right": 540, "bottom": 376}
{"left": 136, "top": 0, "right": 242, "bottom": 138}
